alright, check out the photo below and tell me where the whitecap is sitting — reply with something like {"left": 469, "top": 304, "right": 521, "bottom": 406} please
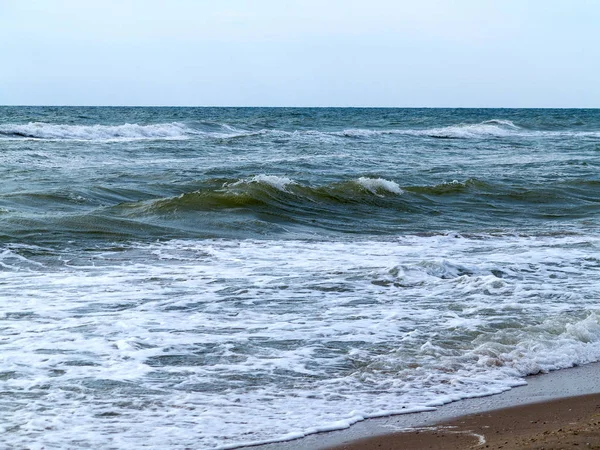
{"left": 0, "top": 122, "right": 192, "bottom": 141}
{"left": 355, "top": 177, "right": 403, "bottom": 195}
{"left": 227, "top": 174, "right": 297, "bottom": 192}
{"left": 424, "top": 120, "right": 521, "bottom": 139}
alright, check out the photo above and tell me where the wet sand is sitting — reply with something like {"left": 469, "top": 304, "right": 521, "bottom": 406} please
{"left": 241, "top": 362, "right": 600, "bottom": 450}
{"left": 330, "top": 393, "right": 600, "bottom": 449}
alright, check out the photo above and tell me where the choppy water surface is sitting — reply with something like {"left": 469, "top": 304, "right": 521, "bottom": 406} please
{"left": 0, "top": 107, "right": 599, "bottom": 449}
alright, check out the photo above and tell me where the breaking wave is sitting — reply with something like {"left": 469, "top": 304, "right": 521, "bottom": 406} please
{"left": 406, "top": 179, "right": 491, "bottom": 195}
{"left": 116, "top": 174, "right": 594, "bottom": 219}
{"left": 355, "top": 177, "right": 404, "bottom": 195}
{"left": 3, "top": 119, "right": 599, "bottom": 142}
{"left": 329, "top": 120, "right": 522, "bottom": 139}
{"left": 423, "top": 119, "right": 522, "bottom": 138}
{"left": 128, "top": 176, "right": 406, "bottom": 217}
{"left": 226, "top": 174, "right": 297, "bottom": 192}
{"left": 0, "top": 122, "right": 193, "bottom": 141}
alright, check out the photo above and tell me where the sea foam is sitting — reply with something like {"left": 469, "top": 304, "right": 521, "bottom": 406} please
{"left": 2, "top": 106, "right": 600, "bottom": 449}
{"left": 356, "top": 177, "right": 404, "bottom": 195}
{"left": 4, "top": 119, "right": 597, "bottom": 143}
{"left": 424, "top": 120, "right": 521, "bottom": 138}
{"left": 0, "top": 122, "right": 192, "bottom": 141}
{"left": 227, "top": 174, "right": 297, "bottom": 192}
{"left": 2, "top": 233, "right": 599, "bottom": 448}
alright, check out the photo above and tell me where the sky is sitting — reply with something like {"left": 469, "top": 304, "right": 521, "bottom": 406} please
{"left": 1, "top": 0, "right": 599, "bottom": 107}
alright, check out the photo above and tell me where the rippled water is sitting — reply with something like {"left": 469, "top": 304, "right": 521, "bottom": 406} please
{"left": 0, "top": 107, "right": 599, "bottom": 448}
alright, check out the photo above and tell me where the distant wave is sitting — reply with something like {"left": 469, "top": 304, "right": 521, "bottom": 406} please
{"left": 0, "top": 122, "right": 192, "bottom": 141}
{"left": 206, "top": 119, "right": 594, "bottom": 141}
{"left": 335, "top": 120, "right": 521, "bottom": 139}
{"left": 423, "top": 119, "right": 522, "bottom": 139}
{"left": 2, "top": 119, "right": 598, "bottom": 142}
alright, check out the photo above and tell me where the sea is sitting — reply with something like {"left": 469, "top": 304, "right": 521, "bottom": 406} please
{"left": 0, "top": 107, "right": 599, "bottom": 449}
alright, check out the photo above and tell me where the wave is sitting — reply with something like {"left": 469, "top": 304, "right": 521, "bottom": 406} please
{"left": 406, "top": 179, "right": 490, "bottom": 195}
{"left": 334, "top": 120, "right": 522, "bottom": 139}
{"left": 222, "top": 176, "right": 405, "bottom": 200}
{"left": 223, "top": 176, "right": 403, "bottom": 198}
{"left": 99, "top": 174, "right": 600, "bottom": 239}
{"left": 185, "top": 121, "right": 525, "bottom": 142}
{"left": 0, "top": 121, "right": 304, "bottom": 142}
{"left": 0, "top": 122, "right": 192, "bottom": 141}
{"left": 119, "top": 175, "right": 595, "bottom": 219}
{"left": 355, "top": 177, "right": 403, "bottom": 195}
{"left": 422, "top": 119, "right": 522, "bottom": 139}
{"left": 302, "top": 120, "right": 599, "bottom": 141}
{"left": 2, "top": 119, "right": 598, "bottom": 142}
{"left": 226, "top": 174, "right": 297, "bottom": 192}
{"left": 128, "top": 176, "right": 406, "bottom": 216}
{"left": 333, "top": 120, "right": 598, "bottom": 140}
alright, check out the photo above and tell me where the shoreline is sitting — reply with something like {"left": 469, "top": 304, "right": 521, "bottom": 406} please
{"left": 238, "top": 361, "right": 600, "bottom": 450}
{"left": 330, "top": 392, "right": 600, "bottom": 449}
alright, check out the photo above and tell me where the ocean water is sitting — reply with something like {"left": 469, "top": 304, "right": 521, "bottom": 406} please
{"left": 0, "top": 107, "right": 599, "bottom": 449}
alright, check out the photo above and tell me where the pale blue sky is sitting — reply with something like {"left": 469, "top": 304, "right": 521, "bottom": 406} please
{"left": 1, "top": 0, "right": 598, "bottom": 107}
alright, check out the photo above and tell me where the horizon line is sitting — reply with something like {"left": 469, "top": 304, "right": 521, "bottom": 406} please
{"left": 1, "top": 105, "right": 599, "bottom": 109}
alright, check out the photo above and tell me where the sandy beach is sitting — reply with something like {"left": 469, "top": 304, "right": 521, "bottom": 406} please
{"left": 330, "top": 393, "right": 600, "bottom": 449}
{"left": 243, "top": 362, "right": 600, "bottom": 450}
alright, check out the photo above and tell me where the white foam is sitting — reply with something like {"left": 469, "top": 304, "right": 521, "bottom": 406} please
{"left": 481, "top": 119, "right": 520, "bottom": 128}
{"left": 424, "top": 120, "right": 520, "bottom": 138}
{"left": 1, "top": 233, "right": 599, "bottom": 448}
{"left": 227, "top": 174, "right": 297, "bottom": 192}
{"left": 335, "top": 129, "right": 382, "bottom": 138}
{"left": 327, "top": 120, "right": 522, "bottom": 139}
{"left": 0, "top": 122, "right": 192, "bottom": 141}
{"left": 4, "top": 120, "right": 596, "bottom": 143}
{"left": 327, "top": 120, "right": 600, "bottom": 140}
{"left": 356, "top": 177, "right": 404, "bottom": 195}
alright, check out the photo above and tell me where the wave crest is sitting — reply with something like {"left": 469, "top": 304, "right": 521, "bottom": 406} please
{"left": 318, "top": 120, "right": 522, "bottom": 140}
{"left": 424, "top": 120, "right": 521, "bottom": 139}
{"left": 5, "top": 119, "right": 597, "bottom": 143}
{"left": 129, "top": 175, "right": 407, "bottom": 217}
{"left": 407, "top": 179, "right": 489, "bottom": 195}
{"left": 0, "top": 122, "right": 191, "bottom": 141}
{"left": 227, "top": 175, "right": 297, "bottom": 192}
{"left": 355, "top": 177, "right": 404, "bottom": 196}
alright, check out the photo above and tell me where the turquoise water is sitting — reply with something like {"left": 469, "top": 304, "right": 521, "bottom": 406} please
{"left": 0, "top": 107, "right": 599, "bottom": 448}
